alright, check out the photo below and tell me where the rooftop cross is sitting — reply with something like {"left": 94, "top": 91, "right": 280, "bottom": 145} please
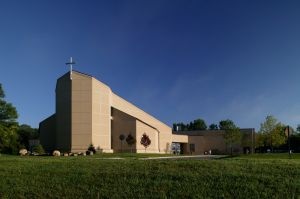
{"left": 65, "top": 57, "right": 75, "bottom": 80}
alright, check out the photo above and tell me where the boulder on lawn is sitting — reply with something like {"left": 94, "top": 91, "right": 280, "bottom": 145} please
{"left": 86, "top": 151, "right": 94, "bottom": 155}
{"left": 52, "top": 150, "right": 61, "bottom": 156}
{"left": 19, "top": 149, "right": 28, "bottom": 156}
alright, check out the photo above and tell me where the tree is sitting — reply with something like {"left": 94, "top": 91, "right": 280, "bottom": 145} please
{"left": 0, "top": 84, "right": 4, "bottom": 98}
{"left": 140, "top": 133, "right": 151, "bottom": 152}
{"left": 256, "top": 132, "right": 266, "bottom": 149}
{"left": 119, "top": 134, "right": 125, "bottom": 152}
{"left": 209, "top": 123, "right": 218, "bottom": 130}
{"left": 126, "top": 134, "right": 136, "bottom": 153}
{"left": 193, "top": 119, "right": 207, "bottom": 130}
{"left": 172, "top": 123, "right": 178, "bottom": 131}
{"left": 258, "top": 115, "right": 287, "bottom": 151}
{"left": 32, "top": 144, "right": 45, "bottom": 155}
{"left": 17, "top": 124, "right": 38, "bottom": 149}
{"left": 272, "top": 124, "right": 286, "bottom": 148}
{"left": 290, "top": 133, "right": 300, "bottom": 152}
{"left": 296, "top": 124, "right": 300, "bottom": 133}
{"left": 188, "top": 122, "right": 194, "bottom": 130}
{"left": 88, "top": 143, "right": 96, "bottom": 154}
{"left": 0, "top": 84, "right": 18, "bottom": 124}
{"left": 219, "top": 119, "right": 241, "bottom": 155}
{"left": 219, "top": 119, "right": 235, "bottom": 130}
{"left": 0, "top": 124, "right": 19, "bottom": 154}
{"left": 172, "top": 123, "right": 186, "bottom": 131}
{"left": 0, "top": 84, "right": 19, "bottom": 154}
{"left": 173, "top": 119, "right": 207, "bottom": 131}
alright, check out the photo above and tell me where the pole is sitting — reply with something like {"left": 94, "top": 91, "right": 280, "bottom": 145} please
{"left": 230, "top": 130, "right": 232, "bottom": 156}
{"left": 288, "top": 125, "right": 291, "bottom": 157}
{"left": 251, "top": 128, "right": 253, "bottom": 154}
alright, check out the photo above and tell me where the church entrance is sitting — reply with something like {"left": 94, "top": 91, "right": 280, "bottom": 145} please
{"left": 171, "top": 142, "right": 187, "bottom": 154}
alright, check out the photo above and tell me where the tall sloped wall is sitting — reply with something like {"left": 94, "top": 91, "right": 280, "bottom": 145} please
{"left": 111, "top": 108, "right": 136, "bottom": 152}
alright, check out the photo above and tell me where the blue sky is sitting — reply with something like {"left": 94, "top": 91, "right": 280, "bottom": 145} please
{"left": 1, "top": 0, "right": 300, "bottom": 130}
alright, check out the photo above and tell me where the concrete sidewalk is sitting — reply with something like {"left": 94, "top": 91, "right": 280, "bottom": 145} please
{"left": 139, "top": 155, "right": 228, "bottom": 160}
{"left": 93, "top": 155, "right": 228, "bottom": 160}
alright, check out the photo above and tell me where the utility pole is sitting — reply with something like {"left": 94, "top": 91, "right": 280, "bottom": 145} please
{"left": 251, "top": 128, "right": 254, "bottom": 154}
{"left": 288, "top": 125, "right": 291, "bottom": 158}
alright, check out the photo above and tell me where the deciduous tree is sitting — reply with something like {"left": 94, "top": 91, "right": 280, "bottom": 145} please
{"left": 193, "top": 119, "right": 207, "bottom": 130}
{"left": 172, "top": 123, "right": 187, "bottom": 131}
{"left": 17, "top": 124, "right": 38, "bottom": 149}
{"left": 209, "top": 123, "right": 218, "bottom": 130}
{"left": 173, "top": 118, "right": 207, "bottom": 131}
{"left": 126, "top": 134, "right": 136, "bottom": 153}
{"left": 219, "top": 119, "right": 235, "bottom": 130}
{"left": 219, "top": 119, "right": 241, "bottom": 155}
{"left": 258, "top": 115, "right": 287, "bottom": 151}
{"left": 0, "top": 84, "right": 18, "bottom": 124}
{"left": 0, "top": 84, "right": 19, "bottom": 154}
{"left": 140, "top": 133, "right": 151, "bottom": 152}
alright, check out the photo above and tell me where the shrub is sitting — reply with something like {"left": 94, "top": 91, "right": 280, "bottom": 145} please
{"left": 88, "top": 144, "right": 96, "bottom": 154}
{"left": 211, "top": 149, "right": 223, "bottom": 155}
{"left": 32, "top": 144, "right": 45, "bottom": 155}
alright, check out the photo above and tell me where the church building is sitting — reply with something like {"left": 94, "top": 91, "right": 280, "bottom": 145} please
{"left": 40, "top": 70, "right": 173, "bottom": 153}
{"left": 40, "top": 70, "right": 254, "bottom": 154}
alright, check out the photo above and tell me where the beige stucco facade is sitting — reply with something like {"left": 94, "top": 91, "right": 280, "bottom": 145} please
{"left": 39, "top": 70, "right": 254, "bottom": 154}
{"left": 40, "top": 71, "right": 172, "bottom": 153}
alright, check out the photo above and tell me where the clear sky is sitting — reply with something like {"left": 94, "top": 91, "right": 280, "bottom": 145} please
{"left": 1, "top": 0, "right": 300, "bottom": 130}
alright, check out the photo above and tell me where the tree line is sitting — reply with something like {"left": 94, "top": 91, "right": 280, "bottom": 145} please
{"left": 0, "top": 84, "right": 39, "bottom": 154}
{"left": 173, "top": 118, "right": 237, "bottom": 131}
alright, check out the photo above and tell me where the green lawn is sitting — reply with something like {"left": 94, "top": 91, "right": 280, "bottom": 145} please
{"left": 0, "top": 153, "right": 299, "bottom": 198}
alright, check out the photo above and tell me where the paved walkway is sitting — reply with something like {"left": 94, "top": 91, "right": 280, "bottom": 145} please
{"left": 139, "top": 155, "right": 228, "bottom": 160}
{"left": 94, "top": 155, "right": 227, "bottom": 160}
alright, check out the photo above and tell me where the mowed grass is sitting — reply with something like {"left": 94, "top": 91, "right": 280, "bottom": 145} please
{"left": 0, "top": 154, "right": 299, "bottom": 198}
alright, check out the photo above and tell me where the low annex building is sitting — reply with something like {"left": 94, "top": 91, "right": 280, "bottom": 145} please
{"left": 40, "top": 70, "right": 255, "bottom": 154}
{"left": 172, "top": 129, "right": 255, "bottom": 154}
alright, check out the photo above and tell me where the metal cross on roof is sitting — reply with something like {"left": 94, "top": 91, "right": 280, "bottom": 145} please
{"left": 65, "top": 57, "right": 75, "bottom": 80}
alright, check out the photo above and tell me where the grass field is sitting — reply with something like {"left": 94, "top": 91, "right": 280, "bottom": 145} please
{"left": 0, "top": 153, "right": 299, "bottom": 198}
